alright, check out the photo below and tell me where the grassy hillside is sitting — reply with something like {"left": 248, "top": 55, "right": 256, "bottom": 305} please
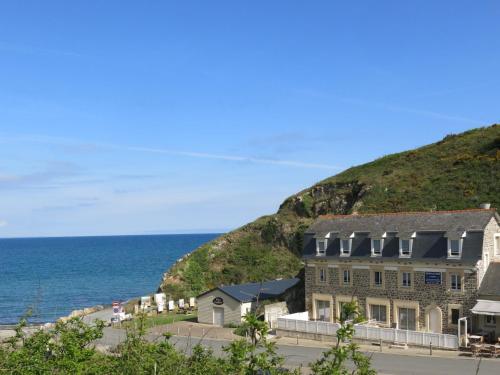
{"left": 159, "top": 124, "right": 500, "bottom": 298}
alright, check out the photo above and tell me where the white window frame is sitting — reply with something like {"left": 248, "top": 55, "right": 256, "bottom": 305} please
{"left": 374, "top": 271, "right": 383, "bottom": 287}
{"left": 316, "top": 239, "right": 327, "bottom": 256}
{"left": 447, "top": 238, "right": 463, "bottom": 259}
{"left": 343, "top": 269, "right": 351, "bottom": 285}
{"left": 371, "top": 238, "right": 384, "bottom": 257}
{"left": 494, "top": 233, "right": 500, "bottom": 257}
{"left": 450, "top": 273, "right": 462, "bottom": 292}
{"left": 402, "top": 271, "right": 412, "bottom": 288}
{"left": 370, "top": 304, "right": 388, "bottom": 324}
{"left": 340, "top": 238, "right": 352, "bottom": 257}
{"left": 399, "top": 239, "right": 413, "bottom": 258}
{"left": 318, "top": 267, "right": 327, "bottom": 283}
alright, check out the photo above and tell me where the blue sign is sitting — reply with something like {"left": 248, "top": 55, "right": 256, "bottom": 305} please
{"left": 425, "top": 272, "right": 442, "bottom": 285}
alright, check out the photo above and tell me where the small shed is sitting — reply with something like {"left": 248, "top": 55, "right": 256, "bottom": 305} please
{"left": 197, "top": 278, "right": 300, "bottom": 326}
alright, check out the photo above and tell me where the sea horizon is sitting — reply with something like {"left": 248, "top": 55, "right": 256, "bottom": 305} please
{"left": 0, "top": 233, "right": 220, "bottom": 325}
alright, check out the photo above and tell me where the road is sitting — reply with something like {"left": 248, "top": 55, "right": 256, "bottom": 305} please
{"left": 97, "top": 328, "right": 499, "bottom": 374}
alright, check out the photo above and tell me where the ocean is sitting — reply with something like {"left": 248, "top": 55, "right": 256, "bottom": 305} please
{"left": 0, "top": 234, "right": 219, "bottom": 325}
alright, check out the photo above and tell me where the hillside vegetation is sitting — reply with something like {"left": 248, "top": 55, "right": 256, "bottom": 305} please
{"left": 160, "top": 125, "right": 500, "bottom": 298}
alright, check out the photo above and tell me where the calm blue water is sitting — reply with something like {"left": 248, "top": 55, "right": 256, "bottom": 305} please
{"left": 0, "top": 234, "right": 219, "bottom": 324}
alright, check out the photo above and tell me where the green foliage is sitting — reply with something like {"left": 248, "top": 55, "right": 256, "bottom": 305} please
{"left": 162, "top": 124, "right": 500, "bottom": 300}
{"left": 215, "top": 234, "right": 302, "bottom": 287}
{"left": 310, "top": 301, "right": 376, "bottom": 375}
{"left": 0, "top": 317, "right": 106, "bottom": 374}
{"left": 119, "top": 312, "right": 197, "bottom": 330}
{"left": 261, "top": 219, "right": 280, "bottom": 243}
{"left": 224, "top": 313, "right": 299, "bottom": 375}
{"left": 1, "top": 311, "right": 377, "bottom": 374}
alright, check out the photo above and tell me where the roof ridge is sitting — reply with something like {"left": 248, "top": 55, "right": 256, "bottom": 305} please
{"left": 319, "top": 208, "right": 496, "bottom": 220}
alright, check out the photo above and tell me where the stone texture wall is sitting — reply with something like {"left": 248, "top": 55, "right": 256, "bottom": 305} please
{"left": 305, "top": 260, "right": 478, "bottom": 334}
{"left": 478, "top": 217, "right": 500, "bottom": 284}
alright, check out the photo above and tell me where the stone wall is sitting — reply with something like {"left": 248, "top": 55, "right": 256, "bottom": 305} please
{"left": 478, "top": 217, "right": 500, "bottom": 285}
{"left": 305, "top": 260, "right": 478, "bottom": 334}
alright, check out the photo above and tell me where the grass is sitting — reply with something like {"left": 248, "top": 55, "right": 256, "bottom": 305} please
{"left": 118, "top": 312, "right": 198, "bottom": 329}
{"left": 161, "top": 124, "right": 500, "bottom": 300}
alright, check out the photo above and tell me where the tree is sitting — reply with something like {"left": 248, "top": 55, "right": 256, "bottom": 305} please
{"left": 225, "top": 312, "right": 300, "bottom": 375}
{"left": 310, "top": 301, "right": 376, "bottom": 375}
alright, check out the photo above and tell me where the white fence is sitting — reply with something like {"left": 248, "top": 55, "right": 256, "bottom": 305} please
{"left": 277, "top": 315, "right": 458, "bottom": 350}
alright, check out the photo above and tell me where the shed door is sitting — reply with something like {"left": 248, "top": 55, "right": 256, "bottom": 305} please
{"left": 213, "top": 307, "right": 224, "bottom": 326}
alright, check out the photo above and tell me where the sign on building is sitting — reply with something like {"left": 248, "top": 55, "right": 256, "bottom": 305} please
{"left": 425, "top": 272, "right": 442, "bottom": 284}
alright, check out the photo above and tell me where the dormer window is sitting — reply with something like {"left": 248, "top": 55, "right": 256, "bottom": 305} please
{"left": 447, "top": 231, "right": 465, "bottom": 259}
{"left": 447, "top": 239, "right": 463, "bottom": 259}
{"left": 340, "top": 239, "right": 352, "bottom": 256}
{"left": 399, "top": 239, "right": 413, "bottom": 257}
{"left": 371, "top": 239, "right": 384, "bottom": 257}
{"left": 316, "top": 239, "right": 327, "bottom": 256}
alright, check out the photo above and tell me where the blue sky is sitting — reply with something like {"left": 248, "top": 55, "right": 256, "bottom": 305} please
{"left": 0, "top": 1, "right": 499, "bottom": 237}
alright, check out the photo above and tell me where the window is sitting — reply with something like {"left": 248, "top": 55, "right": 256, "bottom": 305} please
{"left": 342, "top": 269, "right": 351, "bottom": 285}
{"left": 371, "top": 239, "right": 383, "bottom": 256}
{"left": 398, "top": 307, "right": 416, "bottom": 330}
{"left": 485, "top": 315, "right": 497, "bottom": 326}
{"left": 402, "top": 272, "right": 412, "bottom": 287}
{"left": 340, "top": 239, "right": 351, "bottom": 256}
{"left": 316, "top": 300, "right": 330, "bottom": 322}
{"left": 399, "top": 239, "right": 412, "bottom": 257}
{"left": 374, "top": 271, "right": 383, "bottom": 287}
{"left": 450, "top": 273, "right": 462, "bottom": 291}
{"left": 370, "top": 304, "right": 387, "bottom": 324}
{"left": 495, "top": 234, "right": 500, "bottom": 256}
{"left": 450, "top": 308, "right": 460, "bottom": 325}
{"left": 316, "top": 239, "right": 327, "bottom": 256}
{"left": 318, "top": 267, "right": 327, "bottom": 283}
{"left": 448, "top": 239, "right": 462, "bottom": 258}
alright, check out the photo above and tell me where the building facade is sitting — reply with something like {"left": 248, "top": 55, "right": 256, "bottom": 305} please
{"left": 197, "top": 278, "right": 300, "bottom": 326}
{"left": 303, "top": 209, "right": 500, "bottom": 335}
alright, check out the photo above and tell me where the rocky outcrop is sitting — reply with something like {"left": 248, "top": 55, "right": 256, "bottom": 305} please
{"left": 159, "top": 125, "right": 500, "bottom": 299}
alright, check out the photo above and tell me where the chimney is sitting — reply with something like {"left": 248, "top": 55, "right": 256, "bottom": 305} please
{"left": 480, "top": 203, "right": 491, "bottom": 209}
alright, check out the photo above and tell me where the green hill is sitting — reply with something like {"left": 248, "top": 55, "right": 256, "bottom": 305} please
{"left": 159, "top": 124, "right": 500, "bottom": 298}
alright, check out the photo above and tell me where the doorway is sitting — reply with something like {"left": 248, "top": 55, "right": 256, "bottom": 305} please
{"left": 213, "top": 306, "right": 224, "bottom": 326}
{"left": 427, "top": 306, "right": 442, "bottom": 333}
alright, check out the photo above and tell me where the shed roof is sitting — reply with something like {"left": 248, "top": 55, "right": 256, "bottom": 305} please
{"left": 198, "top": 278, "right": 300, "bottom": 303}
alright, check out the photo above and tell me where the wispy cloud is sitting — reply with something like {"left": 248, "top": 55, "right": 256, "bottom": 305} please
{"left": 244, "top": 132, "right": 328, "bottom": 154}
{"left": 0, "top": 161, "right": 83, "bottom": 190}
{"left": 1, "top": 134, "right": 342, "bottom": 171}
{"left": 0, "top": 220, "right": 7, "bottom": 227}
{"left": 297, "top": 89, "right": 486, "bottom": 125}
{"left": 123, "top": 145, "right": 340, "bottom": 170}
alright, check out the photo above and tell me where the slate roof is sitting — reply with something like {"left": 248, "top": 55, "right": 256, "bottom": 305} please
{"left": 307, "top": 209, "right": 497, "bottom": 236}
{"left": 303, "top": 209, "right": 498, "bottom": 263}
{"left": 198, "top": 278, "right": 300, "bottom": 303}
{"left": 479, "top": 263, "right": 500, "bottom": 297}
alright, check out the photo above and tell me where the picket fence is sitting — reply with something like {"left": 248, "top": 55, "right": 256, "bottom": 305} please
{"left": 277, "top": 315, "right": 458, "bottom": 350}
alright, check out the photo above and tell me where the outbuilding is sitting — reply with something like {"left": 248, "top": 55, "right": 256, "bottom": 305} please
{"left": 197, "top": 278, "right": 300, "bottom": 326}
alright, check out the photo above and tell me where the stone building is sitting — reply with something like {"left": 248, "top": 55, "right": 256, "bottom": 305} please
{"left": 303, "top": 208, "right": 500, "bottom": 335}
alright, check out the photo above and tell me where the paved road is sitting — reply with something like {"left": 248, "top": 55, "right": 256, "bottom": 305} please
{"left": 98, "top": 328, "right": 499, "bottom": 374}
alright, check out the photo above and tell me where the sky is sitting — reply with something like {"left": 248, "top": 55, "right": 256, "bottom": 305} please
{"left": 0, "top": 1, "right": 499, "bottom": 237}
